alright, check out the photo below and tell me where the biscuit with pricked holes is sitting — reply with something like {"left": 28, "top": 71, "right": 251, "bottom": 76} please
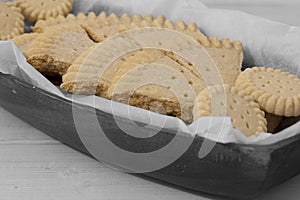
{"left": 107, "top": 49, "right": 206, "bottom": 97}
{"left": 60, "top": 43, "right": 110, "bottom": 96}
{"left": 32, "top": 12, "right": 98, "bottom": 33}
{"left": 235, "top": 67, "right": 300, "bottom": 117}
{"left": 26, "top": 24, "right": 95, "bottom": 76}
{"left": 0, "top": 2, "right": 24, "bottom": 40}
{"left": 113, "top": 84, "right": 184, "bottom": 121}
{"left": 61, "top": 50, "right": 198, "bottom": 122}
{"left": 61, "top": 27, "right": 215, "bottom": 100}
{"left": 109, "top": 63, "right": 197, "bottom": 122}
{"left": 81, "top": 13, "right": 243, "bottom": 87}
{"left": 193, "top": 85, "right": 267, "bottom": 136}
{"left": 12, "top": 33, "right": 39, "bottom": 57}
{"left": 18, "top": 0, "right": 73, "bottom": 22}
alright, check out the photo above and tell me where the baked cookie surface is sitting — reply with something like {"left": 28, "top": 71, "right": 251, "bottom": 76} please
{"left": 82, "top": 13, "right": 244, "bottom": 87}
{"left": 26, "top": 24, "right": 95, "bottom": 76}
{"left": 32, "top": 12, "right": 97, "bottom": 33}
{"left": 19, "top": 0, "right": 73, "bottom": 22}
{"left": 12, "top": 33, "right": 39, "bottom": 57}
{"left": 0, "top": 2, "right": 24, "bottom": 40}
{"left": 235, "top": 67, "right": 300, "bottom": 117}
{"left": 193, "top": 85, "right": 267, "bottom": 136}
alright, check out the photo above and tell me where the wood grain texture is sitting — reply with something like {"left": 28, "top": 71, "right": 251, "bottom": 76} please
{"left": 2, "top": 103, "right": 300, "bottom": 200}
{"left": 0, "top": 107, "right": 202, "bottom": 200}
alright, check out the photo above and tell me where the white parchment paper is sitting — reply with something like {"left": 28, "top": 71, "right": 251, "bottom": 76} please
{"left": 1, "top": 0, "right": 300, "bottom": 145}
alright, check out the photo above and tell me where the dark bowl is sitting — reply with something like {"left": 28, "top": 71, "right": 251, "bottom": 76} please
{"left": 1, "top": 72, "right": 300, "bottom": 199}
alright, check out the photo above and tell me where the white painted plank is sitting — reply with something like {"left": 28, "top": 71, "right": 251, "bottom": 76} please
{"left": 0, "top": 143, "right": 300, "bottom": 199}
{"left": 0, "top": 106, "right": 54, "bottom": 142}
{"left": 0, "top": 144, "right": 203, "bottom": 200}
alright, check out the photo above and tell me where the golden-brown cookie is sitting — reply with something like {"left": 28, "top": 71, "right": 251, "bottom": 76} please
{"left": 109, "top": 63, "right": 197, "bottom": 122}
{"left": 61, "top": 27, "right": 212, "bottom": 99}
{"left": 235, "top": 67, "right": 300, "bottom": 117}
{"left": 32, "top": 12, "right": 97, "bottom": 33}
{"left": 122, "top": 84, "right": 182, "bottom": 119}
{"left": 26, "top": 24, "right": 95, "bottom": 76}
{"left": 18, "top": 0, "right": 73, "bottom": 22}
{"left": 61, "top": 48, "right": 199, "bottom": 122}
{"left": 12, "top": 33, "right": 39, "bottom": 57}
{"left": 193, "top": 85, "right": 267, "bottom": 136}
{"left": 107, "top": 49, "right": 205, "bottom": 94}
{"left": 60, "top": 43, "right": 107, "bottom": 95}
{"left": 82, "top": 13, "right": 243, "bottom": 87}
{"left": 61, "top": 26, "right": 242, "bottom": 122}
{"left": 0, "top": 2, "right": 24, "bottom": 40}
{"left": 61, "top": 27, "right": 221, "bottom": 121}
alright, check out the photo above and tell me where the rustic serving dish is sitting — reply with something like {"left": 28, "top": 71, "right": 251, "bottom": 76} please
{"left": 1, "top": 72, "right": 300, "bottom": 199}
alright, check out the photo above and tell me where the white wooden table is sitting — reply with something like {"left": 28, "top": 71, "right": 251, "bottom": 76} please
{"left": 1, "top": 1, "right": 300, "bottom": 199}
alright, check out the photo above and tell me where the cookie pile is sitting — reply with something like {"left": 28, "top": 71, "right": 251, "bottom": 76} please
{"left": 3, "top": 1, "right": 300, "bottom": 137}
{"left": 0, "top": 2, "right": 24, "bottom": 40}
{"left": 0, "top": 0, "right": 73, "bottom": 40}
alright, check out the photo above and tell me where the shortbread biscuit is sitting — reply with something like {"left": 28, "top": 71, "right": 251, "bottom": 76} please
{"left": 125, "top": 84, "right": 182, "bottom": 118}
{"left": 235, "top": 67, "right": 300, "bottom": 117}
{"left": 60, "top": 44, "right": 109, "bottom": 95}
{"left": 113, "top": 84, "right": 186, "bottom": 122}
{"left": 107, "top": 49, "right": 205, "bottom": 95}
{"left": 18, "top": 0, "right": 73, "bottom": 22}
{"left": 61, "top": 28, "right": 217, "bottom": 99}
{"left": 193, "top": 85, "right": 267, "bottom": 136}
{"left": 62, "top": 49, "right": 199, "bottom": 122}
{"left": 12, "top": 33, "right": 39, "bottom": 57}
{"left": 265, "top": 113, "right": 282, "bottom": 133}
{"left": 32, "top": 12, "right": 97, "bottom": 33}
{"left": 82, "top": 13, "right": 243, "bottom": 87}
{"left": 0, "top": 2, "right": 24, "bottom": 40}
{"left": 26, "top": 24, "right": 95, "bottom": 76}
{"left": 109, "top": 63, "right": 197, "bottom": 122}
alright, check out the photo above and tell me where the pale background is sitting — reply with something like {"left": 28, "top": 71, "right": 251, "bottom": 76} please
{"left": 1, "top": 1, "right": 300, "bottom": 200}
{"left": 203, "top": 0, "right": 300, "bottom": 26}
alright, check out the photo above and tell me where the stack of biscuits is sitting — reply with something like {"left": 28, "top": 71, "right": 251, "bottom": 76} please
{"left": 2, "top": 0, "right": 300, "bottom": 137}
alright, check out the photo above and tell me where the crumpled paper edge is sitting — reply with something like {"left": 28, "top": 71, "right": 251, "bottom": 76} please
{"left": 1, "top": 0, "right": 300, "bottom": 145}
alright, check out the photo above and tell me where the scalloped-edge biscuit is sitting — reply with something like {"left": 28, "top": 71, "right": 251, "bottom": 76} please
{"left": 61, "top": 46, "right": 205, "bottom": 98}
{"left": 82, "top": 13, "right": 243, "bottom": 87}
{"left": 26, "top": 24, "right": 95, "bottom": 76}
{"left": 107, "top": 49, "right": 205, "bottom": 95}
{"left": 12, "top": 33, "right": 39, "bottom": 57}
{"left": 18, "top": 0, "right": 73, "bottom": 22}
{"left": 61, "top": 49, "right": 202, "bottom": 122}
{"left": 109, "top": 63, "right": 197, "bottom": 122}
{"left": 0, "top": 2, "right": 24, "bottom": 40}
{"left": 32, "top": 12, "right": 98, "bottom": 33}
{"left": 193, "top": 85, "right": 267, "bottom": 136}
{"left": 235, "top": 67, "right": 300, "bottom": 117}
{"left": 113, "top": 84, "right": 184, "bottom": 121}
{"left": 265, "top": 113, "right": 282, "bottom": 133}
{"left": 60, "top": 44, "right": 110, "bottom": 96}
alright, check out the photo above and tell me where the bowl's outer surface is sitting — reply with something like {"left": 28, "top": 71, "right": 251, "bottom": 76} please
{"left": 1, "top": 72, "right": 300, "bottom": 199}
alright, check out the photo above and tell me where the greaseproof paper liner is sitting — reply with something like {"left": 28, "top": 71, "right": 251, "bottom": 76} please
{"left": 1, "top": 0, "right": 300, "bottom": 145}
